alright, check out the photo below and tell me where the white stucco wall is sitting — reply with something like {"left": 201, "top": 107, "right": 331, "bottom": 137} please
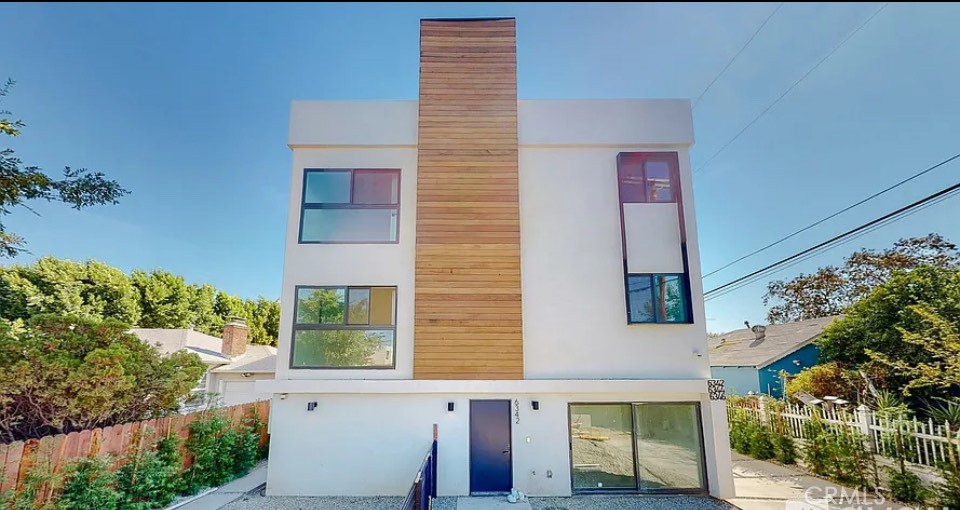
{"left": 208, "top": 372, "right": 274, "bottom": 407}
{"left": 265, "top": 389, "right": 723, "bottom": 498}
{"left": 517, "top": 126, "right": 709, "bottom": 380}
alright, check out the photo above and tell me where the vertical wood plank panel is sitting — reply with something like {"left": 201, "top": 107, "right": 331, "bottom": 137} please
{"left": 414, "top": 18, "right": 523, "bottom": 380}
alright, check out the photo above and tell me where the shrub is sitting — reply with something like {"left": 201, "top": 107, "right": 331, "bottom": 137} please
{"left": 773, "top": 434, "right": 797, "bottom": 465}
{"left": 181, "top": 414, "right": 234, "bottom": 494}
{"left": 11, "top": 459, "right": 60, "bottom": 510}
{"left": 886, "top": 468, "right": 928, "bottom": 505}
{"left": 749, "top": 425, "right": 775, "bottom": 460}
{"left": 115, "top": 434, "right": 182, "bottom": 509}
{"left": 181, "top": 410, "right": 263, "bottom": 495}
{"left": 57, "top": 456, "right": 118, "bottom": 510}
{"left": 785, "top": 362, "right": 858, "bottom": 401}
{"left": 937, "top": 464, "right": 960, "bottom": 510}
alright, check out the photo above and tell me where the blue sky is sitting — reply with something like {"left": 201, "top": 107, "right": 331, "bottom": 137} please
{"left": 2, "top": 3, "right": 959, "bottom": 333}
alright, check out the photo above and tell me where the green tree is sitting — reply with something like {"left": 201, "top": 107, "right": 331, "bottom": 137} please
{"left": 0, "top": 257, "right": 280, "bottom": 346}
{"left": 0, "top": 80, "right": 128, "bottom": 257}
{"left": 764, "top": 234, "right": 959, "bottom": 323}
{"left": 0, "top": 257, "right": 140, "bottom": 324}
{"left": 245, "top": 297, "right": 280, "bottom": 346}
{"left": 131, "top": 270, "right": 193, "bottom": 329}
{"left": 0, "top": 315, "right": 205, "bottom": 442}
{"left": 867, "top": 305, "right": 960, "bottom": 395}
{"left": 817, "top": 266, "right": 960, "bottom": 398}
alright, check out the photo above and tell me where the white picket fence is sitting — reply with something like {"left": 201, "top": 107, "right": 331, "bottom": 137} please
{"left": 730, "top": 398, "right": 960, "bottom": 469}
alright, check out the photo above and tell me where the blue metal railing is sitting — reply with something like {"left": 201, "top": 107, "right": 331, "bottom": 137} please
{"left": 401, "top": 426, "right": 438, "bottom": 510}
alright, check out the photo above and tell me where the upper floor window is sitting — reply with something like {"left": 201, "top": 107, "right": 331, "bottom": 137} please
{"left": 291, "top": 286, "right": 397, "bottom": 369}
{"left": 617, "top": 153, "right": 679, "bottom": 204}
{"left": 627, "top": 274, "right": 691, "bottom": 324}
{"left": 299, "top": 169, "right": 400, "bottom": 243}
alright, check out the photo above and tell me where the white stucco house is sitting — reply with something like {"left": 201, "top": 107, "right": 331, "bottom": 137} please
{"left": 131, "top": 319, "right": 276, "bottom": 407}
{"left": 258, "top": 17, "right": 734, "bottom": 500}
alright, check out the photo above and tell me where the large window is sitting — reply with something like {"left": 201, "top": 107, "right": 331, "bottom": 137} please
{"left": 291, "top": 286, "right": 397, "bottom": 369}
{"left": 569, "top": 403, "right": 706, "bottom": 493}
{"left": 299, "top": 169, "right": 400, "bottom": 243}
{"left": 626, "top": 274, "right": 690, "bottom": 324}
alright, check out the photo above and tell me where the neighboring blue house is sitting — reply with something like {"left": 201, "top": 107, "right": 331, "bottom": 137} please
{"left": 709, "top": 316, "right": 839, "bottom": 398}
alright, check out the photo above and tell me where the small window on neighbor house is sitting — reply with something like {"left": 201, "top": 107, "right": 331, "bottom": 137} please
{"left": 617, "top": 153, "right": 678, "bottom": 204}
{"left": 292, "top": 286, "right": 397, "bottom": 369}
{"left": 299, "top": 169, "right": 400, "bottom": 243}
{"left": 627, "top": 274, "right": 690, "bottom": 324}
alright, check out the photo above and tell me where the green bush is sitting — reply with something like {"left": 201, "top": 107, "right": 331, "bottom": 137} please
{"left": 115, "top": 435, "right": 182, "bottom": 509}
{"left": 749, "top": 426, "right": 775, "bottom": 460}
{"left": 11, "top": 460, "right": 60, "bottom": 510}
{"left": 773, "top": 434, "right": 797, "bottom": 465}
{"left": 937, "top": 464, "right": 960, "bottom": 510}
{"left": 886, "top": 468, "right": 928, "bottom": 505}
{"left": 57, "top": 456, "right": 118, "bottom": 510}
{"left": 230, "top": 417, "right": 262, "bottom": 476}
{"left": 181, "top": 410, "right": 264, "bottom": 495}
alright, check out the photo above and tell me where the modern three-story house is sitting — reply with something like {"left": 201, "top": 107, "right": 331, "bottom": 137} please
{"left": 259, "top": 17, "right": 734, "bottom": 499}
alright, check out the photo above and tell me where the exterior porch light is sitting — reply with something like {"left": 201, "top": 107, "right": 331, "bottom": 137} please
{"left": 447, "top": 402, "right": 455, "bottom": 412}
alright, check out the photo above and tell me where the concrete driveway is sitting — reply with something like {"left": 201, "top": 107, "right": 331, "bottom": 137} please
{"left": 729, "top": 453, "right": 890, "bottom": 510}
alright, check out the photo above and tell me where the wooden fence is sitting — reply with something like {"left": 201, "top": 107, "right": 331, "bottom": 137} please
{"left": 0, "top": 400, "right": 269, "bottom": 493}
{"left": 730, "top": 397, "right": 960, "bottom": 469}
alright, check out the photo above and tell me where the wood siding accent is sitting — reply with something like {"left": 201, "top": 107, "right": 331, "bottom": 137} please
{"left": 414, "top": 19, "right": 523, "bottom": 380}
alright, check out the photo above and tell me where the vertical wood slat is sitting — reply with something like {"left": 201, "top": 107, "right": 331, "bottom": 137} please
{"left": 414, "top": 18, "right": 523, "bottom": 380}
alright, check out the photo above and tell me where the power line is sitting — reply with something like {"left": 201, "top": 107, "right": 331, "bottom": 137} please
{"left": 702, "top": 151, "right": 960, "bottom": 279}
{"left": 703, "top": 178, "right": 960, "bottom": 300}
{"left": 692, "top": 3, "right": 784, "bottom": 108}
{"left": 704, "top": 190, "right": 958, "bottom": 302}
{"left": 694, "top": 3, "right": 888, "bottom": 174}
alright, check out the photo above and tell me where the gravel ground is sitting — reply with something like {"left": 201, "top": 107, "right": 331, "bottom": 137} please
{"left": 222, "top": 495, "right": 730, "bottom": 510}
{"left": 530, "top": 495, "right": 734, "bottom": 510}
{"left": 221, "top": 495, "right": 458, "bottom": 510}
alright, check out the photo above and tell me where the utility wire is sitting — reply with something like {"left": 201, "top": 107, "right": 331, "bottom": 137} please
{"left": 703, "top": 190, "right": 958, "bottom": 302}
{"left": 702, "top": 152, "right": 960, "bottom": 279}
{"left": 694, "top": 2, "right": 888, "bottom": 174}
{"left": 693, "top": 3, "right": 784, "bottom": 108}
{"left": 703, "top": 179, "right": 960, "bottom": 299}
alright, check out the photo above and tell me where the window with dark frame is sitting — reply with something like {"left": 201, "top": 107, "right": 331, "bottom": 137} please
{"left": 627, "top": 274, "right": 689, "bottom": 324}
{"left": 291, "top": 286, "right": 397, "bottom": 369}
{"left": 298, "top": 168, "right": 400, "bottom": 243}
{"left": 617, "top": 152, "right": 693, "bottom": 325}
{"left": 617, "top": 153, "right": 678, "bottom": 204}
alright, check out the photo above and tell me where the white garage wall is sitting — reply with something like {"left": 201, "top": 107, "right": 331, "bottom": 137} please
{"left": 265, "top": 390, "right": 711, "bottom": 498}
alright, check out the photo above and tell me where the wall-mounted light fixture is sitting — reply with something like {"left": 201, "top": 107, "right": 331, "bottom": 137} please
{"left": 279, "top": 393, "right": 288, "bottom": 400}
{"left": 447, "top": 402, "right": 455, "bottom": 412}
{"left": 307, "top": 401, "right": 317, "bottom": 411}
{"left": 241, "top": 372, "right": 254, "bottom": 378}
{"left": 531, "top": 401, "right": 540, "bottom": 411}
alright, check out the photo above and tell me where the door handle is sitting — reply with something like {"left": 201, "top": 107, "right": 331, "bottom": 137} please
{"left": 502, "top": 448, "right": 511, "bottom": 454}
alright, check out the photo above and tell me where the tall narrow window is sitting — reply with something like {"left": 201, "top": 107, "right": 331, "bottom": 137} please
{"left": 617, "top": 152, "right": 692, "bottom": 325}
{"left": 299, "top": 169, "right": 400, "bottom": 243}
{"left": 291, "top": 286, "right": 397, "bottom": 369}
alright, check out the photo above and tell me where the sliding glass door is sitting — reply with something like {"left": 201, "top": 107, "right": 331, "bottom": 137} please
{"left": 569, "top": 402, "right": 706, "bottom": 493}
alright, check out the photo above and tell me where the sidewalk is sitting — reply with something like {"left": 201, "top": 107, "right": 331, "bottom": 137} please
{"left": 729, "top": 453, "right": 888, "bottom": 510}
{"left": 168, "top": 462, "right": 267, "bottom": 510}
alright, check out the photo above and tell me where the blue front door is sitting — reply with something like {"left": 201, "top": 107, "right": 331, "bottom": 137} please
{"left": 469, "top": 400, "right": 512, "bottom": 493}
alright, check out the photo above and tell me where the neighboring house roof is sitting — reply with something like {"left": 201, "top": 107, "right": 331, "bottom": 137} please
{"left": 129, "top": 328, "right": 232, "bottom": 365}
{"left": 708, "top": 316, "right": 840, "bottom": 369}
{"left": 212, "top": 344, "right": 278, "bottom": 374}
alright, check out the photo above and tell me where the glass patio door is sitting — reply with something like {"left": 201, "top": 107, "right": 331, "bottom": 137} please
{"left": 632, "top": 403, "right": 706, "bottom": 491}
{"left": 569, "top": 402, "right": 706, "bottom": 493}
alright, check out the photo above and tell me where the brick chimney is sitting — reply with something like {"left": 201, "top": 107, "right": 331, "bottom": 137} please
{"left": 222, "top": 318, "right": 249, "bottom": 358}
